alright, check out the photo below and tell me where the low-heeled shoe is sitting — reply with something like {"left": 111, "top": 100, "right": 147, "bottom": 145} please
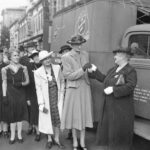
{"left": 18, "top": 138, "right": 24, "bottom": 143}
{"left": 35, "top": 134, "right": 41, "bottom": 142}
{"left": 9, "top": 139, "right": 16, "bottom": 144}
{"left": 46, "top": 141, "right": 53, "bottom": 149}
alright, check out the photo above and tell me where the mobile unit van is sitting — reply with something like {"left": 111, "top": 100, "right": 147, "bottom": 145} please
{"left": 51, "top": 0, "right": 150, "bottom": 140}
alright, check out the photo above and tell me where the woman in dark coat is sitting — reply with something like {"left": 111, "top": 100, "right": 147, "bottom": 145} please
{"left": 28, "top": 50, "right": 41, "bottom": 141}
{"left": 89, "top": 47, "right": 137, "bottom": 150}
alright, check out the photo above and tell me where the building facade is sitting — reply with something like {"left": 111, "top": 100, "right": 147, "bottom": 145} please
{"left": 18, "top": 0, "right": 44, "bottom": 51}
{"left": 1, "top": 8, "right": 26, "bottom": 28}
{"left": 9, "top": 20, "right": 19, "bottom": 49}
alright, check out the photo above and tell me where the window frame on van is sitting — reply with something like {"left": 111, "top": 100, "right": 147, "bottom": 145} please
{"left": 127, "top": 32, "right": 150, "bottom": 59}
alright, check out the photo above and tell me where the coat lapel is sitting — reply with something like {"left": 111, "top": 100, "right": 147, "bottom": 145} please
{"left": 38, "top": 66, "right": 48, "bottom": 81}
{"left": 117, "top": 63, "right": 129, "bottom": 75}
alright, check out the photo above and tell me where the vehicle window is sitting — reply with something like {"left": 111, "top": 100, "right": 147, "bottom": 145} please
{"left": 129, "top": 34, "right": 150, "bottom": 58}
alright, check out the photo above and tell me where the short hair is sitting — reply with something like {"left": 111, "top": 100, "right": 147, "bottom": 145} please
{"left": 8, "top": 49, "right": 20, "bottom": 60}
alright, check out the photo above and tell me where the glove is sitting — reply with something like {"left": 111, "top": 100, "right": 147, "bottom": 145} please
{"left": 3, "top": 96, "right": 8, "bottom": 105}
{"left": 13, "top": 82, "right": 22, "bottom": 88}
{"left": 39, "top": 104, "right": 48, "bottom": 114}
{"left": 104, "top": 86, "right": 113, "bottom": 95}
{"left": 88, "top": 64, "right": 97, "bottom": 73}
{"left": 82, "top": 63, "right": 92, "bottom": 71}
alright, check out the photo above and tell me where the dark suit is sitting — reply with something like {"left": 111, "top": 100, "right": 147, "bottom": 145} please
{"left": 90, "top": 63, "right": 137, "bottom": 150}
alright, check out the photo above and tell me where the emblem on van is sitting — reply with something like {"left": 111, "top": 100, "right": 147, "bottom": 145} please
{"left": 75, "top": 10, "right": 89, "bottom": 40}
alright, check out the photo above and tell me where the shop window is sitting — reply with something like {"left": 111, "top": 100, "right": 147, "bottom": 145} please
{"left": 129, "top": 34, "right": 150, "bottom": 58}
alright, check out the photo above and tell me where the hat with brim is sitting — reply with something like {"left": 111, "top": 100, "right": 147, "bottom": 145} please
{"left": 113, "top": 47, "right": 134, "bottom": 56}
{"left": 29, "top": 50, "right": 39, "bottom": 59}
{"left": 67, "top": 35, "right": 86, "bottom": 45}
{"left": 59, "top": 45, "right": 72, "bottom": 54}
{"left": 39, "top": 50, "right": 53, "bottom": 62}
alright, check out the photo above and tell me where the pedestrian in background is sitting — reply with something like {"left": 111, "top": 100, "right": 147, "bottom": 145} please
{"left": 34, "top": 50, "right": 65, "bottom": 149}
{"left": 0, "top": 49, "right": 8, "bottom": 138}
{"left": 60, "top": 35, "right": 93, "bottom": 150}
{"left": 2, "top": 49, "right": 29, "bottom": 144}
{"left": 28, "top": 50, "right": 41, "bottom": 141}
{"left": 89, "top": 47, "right": 137, "bottom": 150}
{"left": 19, "top": 46, "right": 34, "bottom": 135}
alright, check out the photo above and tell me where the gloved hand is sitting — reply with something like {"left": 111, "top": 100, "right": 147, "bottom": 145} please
{"left": 82, "top": 63, "right": 92, "bottom": 71}
{"left": 39, "top": 104, "right": 48, "bottom": 114}
{"left": 104, "top": 86, "right": 113, "bottom": 95}
{"left": 3, "top": 96, "right": 8, "bottom": 105}
{"left": 88, "top": 64, "right": 97, "bottom": 73}
{"left": 13, "top": 82, "right": 22, "bottom": 88}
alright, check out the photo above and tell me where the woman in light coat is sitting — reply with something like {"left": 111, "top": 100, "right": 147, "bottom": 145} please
{"left": 61, "top": 35, "right": 93, "bottom": 150}
{"left": 34, "top": 50, "right": 65, "bottom": 149}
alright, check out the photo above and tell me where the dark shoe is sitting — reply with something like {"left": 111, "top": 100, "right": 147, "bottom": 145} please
{"left": 35, "top": 134, "right": 41, "bottom": 142}
{"left": 9, "top": 139, "right": 16, "bottom": 144}
{"left": 26, "top": 128, "right": 33, "bottom": 135}
{"left": 3, "top": 131, "right": 9, "bottom": 138}
{"left": 53, "top": 140, "right": 65, "bottom": 149}
{"left": 80, "top": 146, "right": 87, "bottom": 150}
{"left": 18, "top": 138, "right": 24, "bottom": 143}
{"left": 46, "top": 141, "right": 53, "bottom": 149}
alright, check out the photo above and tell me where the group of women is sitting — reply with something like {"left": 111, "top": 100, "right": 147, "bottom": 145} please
{"left": 0, "top": 34, "right": 137, "bottom": 150}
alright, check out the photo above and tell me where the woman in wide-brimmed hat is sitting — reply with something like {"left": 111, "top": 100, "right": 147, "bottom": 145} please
{"left": 34, "top": 50, "right": 65, "bottom": 149}
{"left": 61, "top": 35, "right": 93, "bottom": 150}
{"left": 89, "top": 47, "right": 137, "bottom": 150}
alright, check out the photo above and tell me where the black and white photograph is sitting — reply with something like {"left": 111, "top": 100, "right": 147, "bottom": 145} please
{"left": 0, "top": 0, "right": 150, "bottom": 150}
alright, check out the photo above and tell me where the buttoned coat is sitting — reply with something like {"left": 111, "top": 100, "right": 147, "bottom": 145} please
{"left": 91, "top": 64, "right": 137, "bottom": 150}
{"left": 61, "top": 49, "right": 93, "bottom": 130}
{"left": 34, "top": 64, "right": 64, "bottom": 134}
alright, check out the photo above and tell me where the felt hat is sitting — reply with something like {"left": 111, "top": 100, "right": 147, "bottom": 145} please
{"left": 67, "top": 35, "right": 86, "bottom": 45}
{"left": 113, "top": 47, "right": 134, "bottom": 56}
{"left": 29, "top": 49, "right": 39, "bottom": 59}
{"left": 59, "top": 45, "right": 72, "bottom": 54}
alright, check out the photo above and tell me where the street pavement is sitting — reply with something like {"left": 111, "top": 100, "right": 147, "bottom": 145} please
{"left": 0, "top": 122, "right": 150, "bottom": 150}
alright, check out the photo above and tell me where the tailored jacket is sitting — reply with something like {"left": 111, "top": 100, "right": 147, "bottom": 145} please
{"left": 61, "top": 49, "right": 90, "bottom": 88}
{"left": 34, "top": 64, "right": 65, "bottom": 134}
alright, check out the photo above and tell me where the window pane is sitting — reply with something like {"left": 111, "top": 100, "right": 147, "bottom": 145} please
{"left": 129, "top": 34, "right": 149, "bottom": 58}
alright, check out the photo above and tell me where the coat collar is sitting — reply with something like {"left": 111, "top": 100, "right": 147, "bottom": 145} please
{"left": 69, "top": 49, "right": 86, "bottom": 64}
{"left": 116, "top": 63, "right": 130, "bottom": 74}
{"left": 38, "top": 64, "right": 60, "bottom": 81}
